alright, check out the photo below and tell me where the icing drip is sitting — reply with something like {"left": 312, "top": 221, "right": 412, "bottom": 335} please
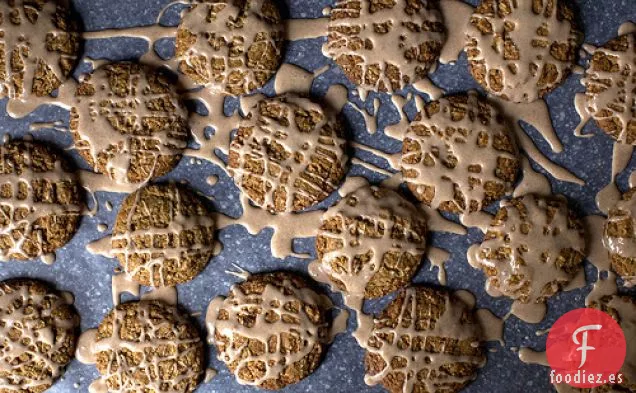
{"left": 0, "top": 280, "right": 79, "bottom": 391}
{"left": 602, "top": 188, "right": 636, "bottom": 286}
{"left": 468, "top": 194, "right": 586, "bottom": 323}
{"left": 323, "top": 0, "right": 446, "bottom": 94}
{"left": 438, "top": 0, "right": 473, "bottom": 64}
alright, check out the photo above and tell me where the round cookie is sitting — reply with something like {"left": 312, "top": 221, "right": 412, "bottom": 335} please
{"left": 315, "top": 185, "right": 427, "bottom": 299}
{"left": 324, "top": 0, "right": 445, "bottom": 93}
{"left": 401, "top": 92, "right": 520, "bottom": 215}
{"left": 580, "top": 33, "right": 636, "bottom": 144}
{"left": 603, "top": 189, "right": 636, "bottom": 286}
{"left": 364, "top": 286, "right": 485, "bottom": 393}
{"left": 69, "top": 62, "right": 190, "bottom": 184}
{"left": 0, "top": 0, "right": 80, "bottom": 100}
{"left": 175, "top": 0, "right": 285, "bottom": 95}
{"left": 112, "top": 183, "right": 216, "bottom": 287}
{"left": 468, "top": 194, "right": 586, "bottom": 305}
{"left": 210, "top": 272, "right": 331, "bottom": 389}
{"left": 94, "top": 300, "right": 204, "bottom": 393}
{"left": 466, "top": 0, "right": 581, "bottom": 103}
{"left": 228, "top": 94, "right": 348, "bottom": 214}
{"left": 0, "top": 279, "right": 79, "bottom": 392}
{"left": 0, "top": 140, "right": 83, "bottom": 262}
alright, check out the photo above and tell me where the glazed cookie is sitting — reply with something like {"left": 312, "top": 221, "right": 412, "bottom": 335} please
{"left": 364, "top": 286, "right": 486, "bottom": 393}
{"left": 401, "top": 92, "right": 520, "bottom": 215}
{"left": 208, "top": 272, "right": 331, "bottom": 389}
{"left": 93, "top": 300, "right": 204, "bottom": 393}
{"left": 70, "top": 62, "right": 190, "bottom": 184}
{"left": 468, "top": 194, "right": 586, "bottom": 306}
{"left": 175, "top": 0, "right": 285, "bottom": 95}
{"left": 112, "top": 183, "right": 216, "bottom": 287}
{"left": 0, "top": 279, "right": 79, "bottom": 392}
{"left": 228, "top": 94, "right": 348, "bottom": 214}
{"left": 466, "top": 0, "right": 581, "bottom": 103}
{"left": 0, "top": 140, "right": 83, "bottom": 263}
{"left": 603, "top": 189, "right": 636, "bottom": 286}
{"left": 324, "top": 0, "right": 445, "bottom": 93}
{"left": 0, "top": 0, "right": 80, "bottom": 100}
{"left": 315, "top": 185, "right": 427, "bottom": 299}
{"left": 579, "top": 33, "right": 636, "bottom": 144}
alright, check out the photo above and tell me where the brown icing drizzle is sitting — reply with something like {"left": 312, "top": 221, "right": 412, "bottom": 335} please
{"left": 77, "top": 301, "right": 203, "bottom": 393}
{"left": 228, "top": 94, "right": 348, "bottom": 214}
{"left": 467, "top": 194, "right": 586, "bottom": 323}
{"left": 0, "top": 140, "right": 83, "bottom": 263}
{"left": 362, "top": 287, "right": 486, "bottom": 393}
{"left": 466, "top": 0, "right": 580, "bottom": 103}
{"left": 322, "top": 0, "right": 446, "bottom": 95}
{"left": 0, "top": 280, "right": 78, "bottom": 391}
{"left": 205, "top": 273, "right": 346, "bottom": 386}
{"left": 575, "top": 32, "right": 636, "bottom": 144}
{"left": 0, "top": 0, "right": 79, "bottom": 102}
{"left": 310, "top": 184, "right": 427, "bottom": 299}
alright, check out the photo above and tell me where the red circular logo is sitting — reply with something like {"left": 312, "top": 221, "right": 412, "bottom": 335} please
{"left": 547, "top": 308, "right": 626, "bottom": 388}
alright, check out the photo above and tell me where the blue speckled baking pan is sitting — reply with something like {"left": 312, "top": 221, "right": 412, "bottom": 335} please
{"left": 0, "top": 0, "right": 635, "bottom": 392}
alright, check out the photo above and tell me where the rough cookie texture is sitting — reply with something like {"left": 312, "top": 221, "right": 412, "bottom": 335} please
{"left": 0, "top": 279, "right": 79, "bottom": 393}
{"left": 0, "top": 0, "right": 80, "bottom": 99}
{"left": 228, "top": 94, "right": 348, "bottom": 214}
{"left": 316, "top": 185, "right": 427, "bottom": 299}
{"left": 0, "top": 140, "right": 82, "bottom": 262}
{"left": 94, "top": 300, "right": 204, "bottom": 393}
{"left": 579, "top": 33, "right": 636, "bottom": 144}
{"left": 364, "top": 286, "right": 485, "bottom": 393}
{"left": 212, "top": 272, "right": 330, "bottom": 389}
{"left": 70, "top": 62, "right": 190, "bottom": 184}
{"left": 603, "top": 188, "right": 636, "bottom": 286}
{"left": 466, "top": 0, "right": 581, "bottom": 103}
{"left": 175, "top": 0, "right": 284, "bottom": 95}
{"left": 324, "top": 0, "right": 446, "bottom": 93}
{"left": 112, "top": 183, "right": 216, "bottom": 287}
{"left": 401, "top": 92, "right": 519, "bottom": 215}
{"left": 468, "top": 194, "right": 586, "bottom": 305}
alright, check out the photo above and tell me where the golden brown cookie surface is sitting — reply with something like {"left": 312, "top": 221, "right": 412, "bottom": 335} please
{"left": 112, "top": 183, "right": 216, "bottom": 287}
{"left": 315, "top": 185, "right": 427, "bottom": 299}
{"left": 323, "top": 0, "right": 445, "bottom": 93}
{"left": 210, "top": 272, "right": 331, "bottom": 390}
{"left": 0, "top": 0, "right": 80, "bottom": 100}
{"left": 228, "top": 94, "right": 348, "bottom": 214}
{"left": 364, "top": 286, "right": 485, "bottom": 393}
{"left": 401, "top": 92, "right": 519, "bottom": 215}
{"left": 94, "top": 300, "right": 204, "bottom": 393}
{"left": 604, "top": 189, "right": 636, "bottom": 286}
{"left": 175, "top": 0, "right": 285, "bottom": 95}
{"left": 579, "top": 33, "right": 636, "bottom": 144}
{"left": 70, "top": 62, "right": 190, "bottom": 184}
{"left": 466, "top": 0, "right": 581, "bottom": 103}
{"left": 468, "top": 194, "right": 586, "bottom": 305}
{"left": 0, "top": 279, "right": 79, "bottom": 393}
{"left": 0, "top": 140, "right": 82, "bottom": 263}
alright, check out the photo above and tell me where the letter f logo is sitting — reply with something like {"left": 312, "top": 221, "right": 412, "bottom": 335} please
{"left": 572, "top": 324, "right": 602, "bottom": 368}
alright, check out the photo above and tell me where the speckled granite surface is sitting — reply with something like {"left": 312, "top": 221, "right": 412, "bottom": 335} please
{"left": 0, "top": 0, "right": 635, "bottom": 392}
